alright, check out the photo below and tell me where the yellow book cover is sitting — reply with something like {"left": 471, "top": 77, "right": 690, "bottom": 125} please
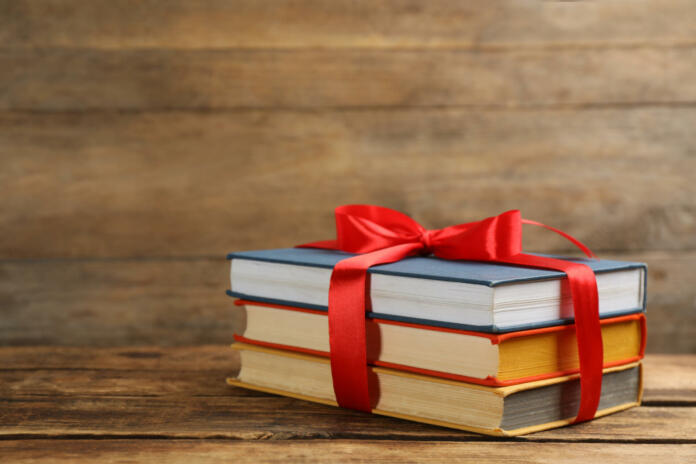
{"left": 234, "top": 300, "right": 645, "bottom": 386}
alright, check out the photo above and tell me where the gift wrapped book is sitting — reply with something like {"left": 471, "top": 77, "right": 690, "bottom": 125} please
{"left": 226, "top": 206, "right": 646, "bottom": 436}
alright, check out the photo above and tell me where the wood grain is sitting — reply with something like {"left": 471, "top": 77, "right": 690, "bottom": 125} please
{"left": 2, "top": 346, "right": 694, "bottom": 404}
{"left": 3, "top": 47, "right": 696, "bottom": 111}
{"left": 0, "top": 344, "right": 696, "bottom": 406}
{"left": 2, "top": 345, "right": 234, "bottom": 371}
{"left": 1, "top": 251, "right": 693, "bottom": 351}
{"left": 0, "top": 397, "right": 693, "bottom": 441}
{"left": 1, "top": 1, "right": 693, "bottom": 458}
{"left": 606, "top": 252, "right": 696, "bottom": 354}
{"left": 2, "top": 0, "right": 696, "bottom": 49}
{"left": 1, "top": 347, "right": 694, "bottom": 441}
{"left": 643, "top": 354, "right": 696, "bottom": 403}
{"left": 1, "top": 0, "right": 694, "bottom": 356}
{"left": 2, "top": 109, "right": 695, "bottom": 259}
{"left": 0, "top": 258, "right": 241, "bottom": 346}
{"left": 2, "top": 441, "right": 696, "bottom": 464}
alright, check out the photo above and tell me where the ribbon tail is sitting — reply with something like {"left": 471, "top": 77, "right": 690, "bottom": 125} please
{"left": 500, "top": 253, "right": 603, "bottom": 423}
{"left": 328, "top": 242, "right": 423, "bottom": 411}
{"left": 522, "top": 219, "right": 596, "bottom": 259}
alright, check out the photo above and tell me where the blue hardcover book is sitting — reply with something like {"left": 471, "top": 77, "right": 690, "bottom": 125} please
{"left": 226, "top": 248, "right": 646, "bottom": 333}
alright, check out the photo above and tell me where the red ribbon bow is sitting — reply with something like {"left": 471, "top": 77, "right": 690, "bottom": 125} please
{"left": 299, "top": 205, "right": 602, "bottom": 423}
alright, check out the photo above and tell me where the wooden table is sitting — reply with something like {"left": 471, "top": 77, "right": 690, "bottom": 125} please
{"left": 1, "top": 347, "right": 694, "bottom": 463}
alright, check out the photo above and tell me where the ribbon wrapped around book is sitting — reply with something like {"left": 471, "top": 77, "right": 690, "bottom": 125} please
{"left": 298, "top": 205, "right": 602, "bottom": 423}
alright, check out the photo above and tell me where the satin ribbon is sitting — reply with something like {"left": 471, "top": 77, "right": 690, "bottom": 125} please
{"left": 298, "top": 205, "right": 602, "bottom": 423}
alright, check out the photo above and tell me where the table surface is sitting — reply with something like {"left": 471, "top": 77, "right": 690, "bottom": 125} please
{"left": 1, "top": 348, "right": 694, "bottom": 463}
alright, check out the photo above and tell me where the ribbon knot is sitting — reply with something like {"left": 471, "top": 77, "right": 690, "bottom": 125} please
{"left": 418, "top": 229, "right": 434, "bottom": 255}
{"left": 299, "top": 205, "right": 603, "bottom": 424}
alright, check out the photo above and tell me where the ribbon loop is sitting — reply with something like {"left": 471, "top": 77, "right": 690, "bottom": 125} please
{"left": 431, "top": 209, "right": 522, "bottom": 260}
{"left": 299, "top": 205, "right": 602, "bottom": 424}
{"left": 334, "top": 205, "right": 423, "bottom": 253}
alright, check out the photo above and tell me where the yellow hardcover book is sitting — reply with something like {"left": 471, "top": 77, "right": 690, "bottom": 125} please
{"left": 228, "top": 342, "right": 643, "bottom": 437}
{"left": 234, "top": 300, "right": 646, "bottom": 386}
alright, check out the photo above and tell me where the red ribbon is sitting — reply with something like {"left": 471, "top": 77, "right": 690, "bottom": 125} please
{"left": 298, "top": 205, "right": 602, "bottom": 423}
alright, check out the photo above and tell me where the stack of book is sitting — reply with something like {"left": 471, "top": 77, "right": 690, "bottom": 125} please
{"left": 226, "top": 247, "right": 646, "bottom": 436}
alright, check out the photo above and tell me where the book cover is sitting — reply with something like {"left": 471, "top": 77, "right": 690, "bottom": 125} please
{"left": 227, "top": 247, "right": 647, "bottom": 332}
{"left": 229, "top": 342, "right": 643, "bottom": 436}
{"left": 233, "top": 299, "right": 646, "bottom": 386}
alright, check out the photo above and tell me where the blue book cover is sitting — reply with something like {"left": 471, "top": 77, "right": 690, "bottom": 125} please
{"left": 226, "top": 247, "right": 647, "bottom": 333}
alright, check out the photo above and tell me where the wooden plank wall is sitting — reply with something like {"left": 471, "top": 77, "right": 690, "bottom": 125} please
{"left": 1, "top": 0, "right": 694, "bottom": 351}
